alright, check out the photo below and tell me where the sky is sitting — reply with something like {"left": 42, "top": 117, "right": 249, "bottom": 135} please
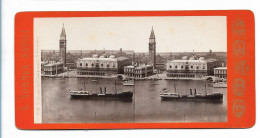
{"left": 34, "top": 16, "right": 227, "bottom": 53}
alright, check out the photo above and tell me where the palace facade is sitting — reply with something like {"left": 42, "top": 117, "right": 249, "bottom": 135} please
{"left": 77, "top": 54, "right": 131, "bottom": 76}
{"left": 166, "top": 57, "right": 207, "bottom": 78}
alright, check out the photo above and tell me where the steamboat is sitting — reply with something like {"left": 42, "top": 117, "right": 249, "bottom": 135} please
{"left": 160, "top": 80, "right": 223, "bottom": 100}
{"left": 70, "top": 79, "right": 133, "bottom": 99}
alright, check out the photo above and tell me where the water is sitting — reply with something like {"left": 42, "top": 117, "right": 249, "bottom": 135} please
{"left": 42, "top": 78, "right": 227, "bottom": 123}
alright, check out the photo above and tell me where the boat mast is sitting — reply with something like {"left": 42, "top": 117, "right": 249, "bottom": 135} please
{"left": 174, "top": 79, "right": 176, "bottom": 93}
{"left": 114, "top": 78, "right": 117, "bottom": 94}
{"left": 84, "top": 80, "right": 86, "bottom": 91}
{"left": 205, "top": 80, "right": 207, "bottom": 95}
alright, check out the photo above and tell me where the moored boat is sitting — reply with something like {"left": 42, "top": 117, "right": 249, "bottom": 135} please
{"left": 160, "top": 80, "right": 223, "bottom": 100}
{"left": 213, "top": 82, "right": 227, "bottom": 88}
{"left": 123, "top": 79, "right": 134, "bottom": 86}
{"left": 70, "top": 79, "right": 133, "bottom": 99}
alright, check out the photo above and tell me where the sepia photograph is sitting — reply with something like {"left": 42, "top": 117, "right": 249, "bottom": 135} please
{"left": 34, "top": 16, "right": 227, "bottom": 123}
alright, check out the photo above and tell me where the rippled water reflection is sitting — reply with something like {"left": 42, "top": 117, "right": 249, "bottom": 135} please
{"left": 42, "top": 78, "right": 227, "bottom": 123}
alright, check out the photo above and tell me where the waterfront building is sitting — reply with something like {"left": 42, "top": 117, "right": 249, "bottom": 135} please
{"left": 59, "top": 24, "right": 67, "bottom": 69}
{"left": 124, "top": 65, "right": 153, "bottom": 78}
{"left": 205, "top": 58, "right": 222, "bottom": 76}
{"left": 43, "top": 62, "right": 64, "bottom": 75}
{"left": 214, "top": 67, "right": 227, "bottom": 79}
{"left": 77, "top": 54, "right": 131, "bottom": 76}
{"left": 149, "top": 27, "right": 156, "bottom": 69}
{"left": 166, "top": 56, "right": 207, "bottom": 78}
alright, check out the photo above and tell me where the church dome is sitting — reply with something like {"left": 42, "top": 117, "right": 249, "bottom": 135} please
{"left": 92, "top": 54, "right": 98, "bottom": 58}
{"left": 109, "top": 55, "right": 115, "bottom": 59}
{"left": 199, "top": 57, "right": 205, "bottom": 60}
{"left": 182, "top": 56, "right": 188, "bottom": 60}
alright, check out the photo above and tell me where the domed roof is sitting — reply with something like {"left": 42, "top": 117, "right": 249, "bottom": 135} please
{"left": 199, "top": 57, "right": 205, "bottom": 60}
{"left": 92, "top": 54, "right": 98, "bottom": 58}
{"left": 182, "top": 56, "right": 188, "bottom": 60}
{"left": 109, "top": 55, "right": 115, "bottom": 59}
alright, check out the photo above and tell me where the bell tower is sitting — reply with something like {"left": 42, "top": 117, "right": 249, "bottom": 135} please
{"left": 59, "top": 23, "right": 67, "bottom": 68}
{"left": 149, "top": 27, "right": 156, "bottom": 69}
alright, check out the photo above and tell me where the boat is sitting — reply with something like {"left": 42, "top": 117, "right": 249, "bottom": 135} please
{"left": 160, "top": 80, "right": 223, "bottom": 100}
{"left": 123, "top": 79, "right": 134, "bottom": 86}
{"left": 70, "top": 79, "right": 133, "bottom": 99}
{"left": 69, "top": 90, "right": 133, "bottom": 99}
{"left": 213, "top": 81, "right": 227, "bottom": 88}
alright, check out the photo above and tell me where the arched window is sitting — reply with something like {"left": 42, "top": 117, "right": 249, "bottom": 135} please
{"left": 191, "top": 66, "right": 193, "bottom": 69}
{"left": 92, "top": 63, "right": 94, "bottom": 66}
{"left": 169, "top": 65, "right": 172, "bottom": 68}
{"left": 181, "top": 65, "right": 183, "bottom": 69}
{"left": 196, "top": 66, "right": 199, "bottom": 69}
{"left": 101, "top": 64, "right": 103, "bottom": 67}
{"left": 85, "top": 63, "right": 88, "bottom": 66}
{"left": 175, "top": 65, "right": 178, "bottom": 69}
{"left": 107, "top": 64, "right": 109, "bottom": 68}
{"left": 80, "top": 63, "right": 82, "bottom": 66}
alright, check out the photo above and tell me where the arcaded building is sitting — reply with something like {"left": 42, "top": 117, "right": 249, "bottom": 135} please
{"left": 214, "top": 67, "right": 227, "bottom": 79}
{"left": 124, "top": 65, "right": 153, "bottom": 78}
{"left": 77, "top": 54, "right": 131, "bottom": 76}
{"left": 43, "top": 62, "right": 64, "bottom": 75}
{"left": 166, "top": 56, "right": 207, "bottom": 78}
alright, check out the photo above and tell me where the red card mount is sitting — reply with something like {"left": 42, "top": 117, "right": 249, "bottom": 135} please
{"left": 15, "top": 10, "right": 255, "bottom": 129}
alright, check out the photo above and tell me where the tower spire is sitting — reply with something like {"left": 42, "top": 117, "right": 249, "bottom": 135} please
{"left": 150, "top": 26, "right": 155, "bottom": 39}
{"left": 60, "top": 23, "right": 66, "bottom": 39}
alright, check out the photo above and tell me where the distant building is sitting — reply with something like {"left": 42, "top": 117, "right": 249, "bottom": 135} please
{"left": 166, "top": 56, "right": 207, "bottom": 78}
{"left": 205, "top": 58, "right": 222, "bottom": 76}
{"left": 59, "top": 24, "right": 67, "bottom": 69}
{"left": 43, "top": 62, "right": 64, "bottom": 75}
{"left": 124, "top": 65, "right": 153, "bottom": 78}
{"left": 214, "top": 67, "right": 227, "bottom": 79}
{"left": 77, "top": 54, "right": 131, "bottom": 76}
{"left": 149, "top": 27, "right": 156, "bottom": 69}
{"left": 66, "top": 62, "right": 77, "bottom": 70}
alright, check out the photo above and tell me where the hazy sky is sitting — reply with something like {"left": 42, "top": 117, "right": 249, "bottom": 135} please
{"left": 34, "top": 16, "right": 227, "bottom": 52}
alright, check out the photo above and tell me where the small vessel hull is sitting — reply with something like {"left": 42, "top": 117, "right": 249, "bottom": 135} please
{"left": 70, "top": 91, "right": 133, "bottom": 99}
{"left": 213, "top": 84, "right": 227, "bottom": 88}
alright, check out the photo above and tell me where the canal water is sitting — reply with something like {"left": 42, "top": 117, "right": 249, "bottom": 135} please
{"left": 42, "top": 78, "right": 227, "bottom": 123}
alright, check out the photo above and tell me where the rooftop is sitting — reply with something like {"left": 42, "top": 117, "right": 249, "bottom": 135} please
{"left": 79, "top": 56, "right": 129, "bottom": 62}
{"left": 44, "top": 62, "right": 64, "bottom": 67}
{"left": 214, "top": 67, "right": 227, "bottom": 70}
{"left": 169, "top": 59, "right": 207, "bottom": 63}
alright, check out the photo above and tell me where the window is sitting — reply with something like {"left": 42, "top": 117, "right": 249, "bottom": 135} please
{"left": 101, "top": 64, "right": 103, "bottom": 67}
{"left": 191, "top": 66, "right": 193, "bottom": 69}
{"left": 175, "top": 65, "right": 178, "bottom": 69}
{"left": 169, "top": 65, "right": 172, "bottom": 68}
{"left": 85, "top": 63, "right": 88, "bottom": 66}
{"left": 202, "top": 66, "right": 205, "bottom": 69}
{"left": 196, "top": 66, "right": 199, "bottom": 69}
{"left": 181, "top": 65, "right": 183, "bottom": 69}
{"left": 80, "top": 63, "right": 82, "bottom": 66}
{"left": 92, "top": 63, "right": 94, "bottom": 66}
{"left": 107, "top": 64, "right": 109, "bottom": 68}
